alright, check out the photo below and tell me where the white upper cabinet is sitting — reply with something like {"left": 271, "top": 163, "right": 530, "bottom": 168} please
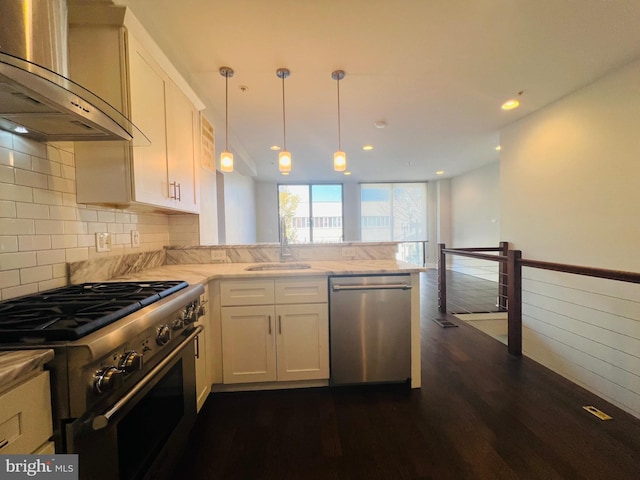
{"left": 69, "top": 6, "right": 201, "bottom": 214}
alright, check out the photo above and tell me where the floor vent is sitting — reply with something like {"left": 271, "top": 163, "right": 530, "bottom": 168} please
{"left": 583, "top": 406, "right": 612, "bottom": 420}
{"left": 432, "top": 318, "right": 458, "bottom": 328}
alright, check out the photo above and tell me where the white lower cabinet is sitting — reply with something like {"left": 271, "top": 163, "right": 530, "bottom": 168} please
{"left": 195, "top": 285, "right": 211, "bottom": 412}
{"left": 0, "top": 371, "right": 53, "bottom": 454}
{"left": 220, "top": 278, "right": 329, "bottom": 385}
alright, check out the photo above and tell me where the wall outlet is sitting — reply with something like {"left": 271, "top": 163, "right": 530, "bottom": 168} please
{"left": 95, "top": 232, "right": 111, "bottom": 252}
{"left": 341, "top": 247, "right": 356, "bottom": 257}
{"left": 210, "top": 249, "right": 227, "bottom": 261}
{"left": 131, "top": 230, "right": 141, "bottom": 248}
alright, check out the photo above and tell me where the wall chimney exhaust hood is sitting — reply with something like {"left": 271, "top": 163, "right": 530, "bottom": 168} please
{"left": 0, "top": 0, "right": 143, "bottom": 143}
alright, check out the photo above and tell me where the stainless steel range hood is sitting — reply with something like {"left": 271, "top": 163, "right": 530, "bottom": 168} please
{"left": 0, "top": 0, "right": 140, "bottom": 142}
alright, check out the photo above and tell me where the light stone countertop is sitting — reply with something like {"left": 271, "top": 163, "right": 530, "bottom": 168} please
{"left": 114, "top": 259, "right": 426, "bottom": 285}
{"left": 0, "top": 349, "right": 54, "bottom": 391}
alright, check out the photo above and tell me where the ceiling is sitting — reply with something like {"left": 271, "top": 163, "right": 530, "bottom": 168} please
{"left": 107, "top": 0, "right": 640, "bottom": 183}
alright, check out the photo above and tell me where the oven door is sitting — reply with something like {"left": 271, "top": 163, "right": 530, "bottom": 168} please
{"left": 67, "top": 326, "right": 201, "bottom": 480}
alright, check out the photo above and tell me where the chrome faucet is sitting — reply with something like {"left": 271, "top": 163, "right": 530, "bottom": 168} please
{"left": 280, "top": 217, "right": 292, "bottom": 261}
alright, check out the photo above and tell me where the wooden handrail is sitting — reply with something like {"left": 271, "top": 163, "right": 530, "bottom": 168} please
{"left": 519, "top": 259, "right": 640, "bottom": 284}
{"left": 441, "top": 249, "right": 507, "bottom": 263}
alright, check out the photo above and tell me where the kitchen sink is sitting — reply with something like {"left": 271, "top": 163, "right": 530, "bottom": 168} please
{"left": 245, "top": 263, "right": 312, "bottom": 271}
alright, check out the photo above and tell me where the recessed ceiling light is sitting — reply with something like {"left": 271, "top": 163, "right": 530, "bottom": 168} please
{"left": 344, "top": 171, "right": 351, "bottom": 175}
{"left": 495, "top": 145, "right": 501, "bottom": 151}
{"left": 436, "top": 170, "right": 444, "bottom": 175}
{"left": 362, "top": 145, "right": 374, "bottom": 151}
{"left": 374, "top": 121, "right": 387, "bottom": 129}
{"left": 270, "top": 145, "right": 281, "bottom": 151}
{"left": 501, "top": 99, "right": 520, "bottom": 110}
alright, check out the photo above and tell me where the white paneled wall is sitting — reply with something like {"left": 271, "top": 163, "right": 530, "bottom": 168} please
{"left": 0, "top": 131, "right": 177, "bottom": 300}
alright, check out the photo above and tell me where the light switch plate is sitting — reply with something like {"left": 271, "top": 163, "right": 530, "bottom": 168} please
{"left": 95, "top": 232, "right": 111, "bottom": 252}
{"left": 131, "top": 230, "right": 141, "bottom": 248}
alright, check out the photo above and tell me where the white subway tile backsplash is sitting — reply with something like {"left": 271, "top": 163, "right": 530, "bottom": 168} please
{"left": 0, "top": 147, "right": 31, "bottom": 169}
{"left": 65, "top": 247, "right": 89, "bottom": 263}
{"left": 97, "top": 211, "right": 116, "bottom": 223}
{"left": 50, "top": 205, "right": 78, "bottom": 221}
{"left": 63, "top": 221, "right": 88, "bottom": 235}
{"left": 1, "top": 134, "right": 176, "bottom": 300}
{"left": 19, "top": 235, "right": 52, "bottom": 251}
{"left": 16, "top": 202, "right": 50, "bottom": 219}
{"left": 32, "top": 157, "right": 62, "bottom": 176}
{"left": 51, "top": 235, "right": 78, "bottom": 249}
{"left": 0, "top": 270, "right": 20, "bottom": 289}
{"left": 0, "top": 165, "right": 15, "bottom": 183}
{"left": 12, "top": 136, "right": 47, "bottom": 157}
{"left": 35, "top": 219, "right": 65, "bottom": 235}
{"left": 0, "top": 218, "right": 35, "bottom": 235}
{"left": 15, "top": 169, "right": 48, "bottom": 189}
{"left": 38, "top": 277, "right": 67, "bottom": 291}
{"left": 0, "top": 184, "right": 33, "bottom": 202}
{"left": 0, "top": 251, "right": 37, "bottom": 270}
{"left": 20, "top": 265, "right": 52, "bottom": 284}
{"left": 52, "top": 263, "right": 67, "bottom": 278}
{"left": 37, "top": 249, "right": 66, "bottom": 265}
{"left": 0, "top": 236, "right": 18, "bottom": 253}
{"left": 2, "top": 283, "right": 38, "bottom": 300}
{"left": 0, "top": 200, "right": 16, "bottom": 218}
{"left": 33, "top": 188, "right": 63, "bottom": 205}
{"left": 48, "top": 176, "right": 76, "bottom": 193}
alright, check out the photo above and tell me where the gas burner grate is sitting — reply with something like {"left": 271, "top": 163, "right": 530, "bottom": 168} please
{"left": 0, "top": 280, "right": 188, "bottom": 342}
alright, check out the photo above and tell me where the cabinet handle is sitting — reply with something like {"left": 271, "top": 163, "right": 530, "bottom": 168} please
{"left": 176, "top": 183, "right": 182, "bottom": 201}
{"left": 169, "top": 181, "right": 177, "bottom": 200}
{"left": 268, "top": 315, "right": 272, "bottom": 335}
{"left": 278, "top": 315, "right": 282, "bottom": 334}
{"left": 195, "top": 334, "right": 200, "bottom": 359}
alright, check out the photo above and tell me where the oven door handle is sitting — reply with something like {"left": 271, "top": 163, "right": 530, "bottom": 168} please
{"left": 92, "top": 325, "right": 203, "bottom": 431}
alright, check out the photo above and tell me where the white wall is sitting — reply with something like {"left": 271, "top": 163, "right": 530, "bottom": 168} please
{"left": 449, "top": 162, "right": 501, "bottom": 279}
{"left": 500, "top": 58, "right": 640, "bottom": 417}
{"left": 223, "top": 171, "right": 256, "bottom": 244}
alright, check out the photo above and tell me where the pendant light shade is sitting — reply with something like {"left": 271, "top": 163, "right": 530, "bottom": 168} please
{"left": 277, "top": 68, "right": 291, "bottom": 173}
{"left": 219, "top": 66, "right": 234, "bottom": 173}
{"left": 332, "top": 70, "right": 346, "bottom": 172}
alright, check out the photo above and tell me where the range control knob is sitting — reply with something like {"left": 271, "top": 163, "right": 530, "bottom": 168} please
{"left": 171, "top": 313, "right": 185, "bottom": 331}
{"left": 156, "top": 324, "right": 171, "bottom": 345}
{"left": 119, "top": 351, "right": 144, "bottom": 373}
{"left": 94, "top": 366, "right": 125, "bottom": 394}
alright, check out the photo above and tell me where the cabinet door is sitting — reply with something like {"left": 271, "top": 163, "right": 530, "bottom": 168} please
{"left": 128, "top": 36, "right": 170, "bottom": 208}
{"left": 166, "top": 82, "right": 199, "bottom": 213}
{"left": 221, "top": 306, "right": 277, "bottom": 384}
{"left": 194, "top": 329, "right": 209, "bottom": 412}
{"left": 276, "top": 303, "right": 329, "bottom": 381}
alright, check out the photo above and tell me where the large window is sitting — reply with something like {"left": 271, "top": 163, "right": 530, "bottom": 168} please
{"left": 361, "top": 182, "right": 427, "bottom": 264}
{"left": 278, "top": 184, "right": 343, "bottom": 243}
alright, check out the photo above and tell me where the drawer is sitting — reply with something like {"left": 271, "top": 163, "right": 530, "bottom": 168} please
{"left": 275, "top": 277, "right": 327, "bottom": 304}
{"left": 0, "top": 371, "right": 53, "bottom": 454}
{"left": 220, "top": 279, "right": 275, "bottom": 306}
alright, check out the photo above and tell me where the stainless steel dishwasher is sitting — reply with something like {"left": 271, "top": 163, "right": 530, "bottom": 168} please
{"left": 329, "top": 274, "right": 412, "bottom": 385}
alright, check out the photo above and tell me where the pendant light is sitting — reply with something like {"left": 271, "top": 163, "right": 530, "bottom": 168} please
{"left": 219, "top": 66, "right": 234, "bottom": 172}
{"left": 332, "top": 70, "right": 346, "bottom": 171}
{"left": 276, "top": 68, "right": 291, "bottom": 173}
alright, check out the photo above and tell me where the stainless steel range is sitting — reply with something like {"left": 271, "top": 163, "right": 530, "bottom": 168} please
{"left": 0, "top": 280, "right": 205, "bottom": 480}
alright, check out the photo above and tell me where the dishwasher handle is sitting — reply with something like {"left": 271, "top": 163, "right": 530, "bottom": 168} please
{"left": 332, "top": 283, "right": 411, "bottom": 292}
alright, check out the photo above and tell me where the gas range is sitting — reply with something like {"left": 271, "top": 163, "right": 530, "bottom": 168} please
{"left": 0, "top": 280, "right": 205, "bottom": 475}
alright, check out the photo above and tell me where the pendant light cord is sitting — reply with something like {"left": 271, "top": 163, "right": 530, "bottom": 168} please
{"left": 337, "top": 77, "right": 342, "bottom": 150}
{"left": 281, "top": 74, "right": 287, "bottom": 150}
{"left": 225, "top": 73, "right": 229, "bottom": 151}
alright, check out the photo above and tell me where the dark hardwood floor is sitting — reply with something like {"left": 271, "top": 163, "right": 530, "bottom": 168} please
{"left": 172, "top": 271, "right": 640, "bottom": 479}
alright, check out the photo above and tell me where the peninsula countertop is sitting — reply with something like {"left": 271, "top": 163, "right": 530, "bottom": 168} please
{"left": 114, "top": 259, "right": 425, "bottom": 285}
